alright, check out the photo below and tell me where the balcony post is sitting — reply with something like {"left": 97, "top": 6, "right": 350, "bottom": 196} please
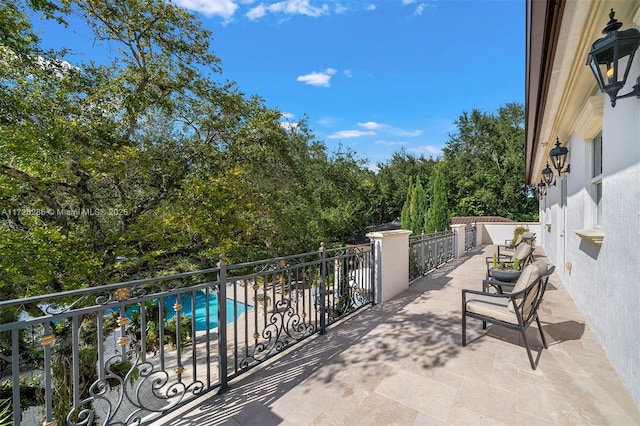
{"left": 366, "top": 230, "right": 412, "bottom": 304}
{"left": 319, "top": 242, "right": 327, "bottom": 335}
{"left": 420, "top": 231, "right": 426, "bottom": 275}
{"left": 217, "top": 255, "right": 228, "bottom": 392}
{"left": 451, "top": 224, "right": 467, "bottom": 258}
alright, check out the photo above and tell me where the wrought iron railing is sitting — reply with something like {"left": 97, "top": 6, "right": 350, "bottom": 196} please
{"left": 0, "top": 243, "right": 373, "bottom": 425}
{"left": 464, "top": 225, "right": 477, "bottom": 252}
{"left": 408, "top": 231, "right": 455, "bottom": 281}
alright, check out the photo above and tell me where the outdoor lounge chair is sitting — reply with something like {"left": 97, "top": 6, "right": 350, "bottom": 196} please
{"left": 503, "top": 231, "right": 536, "bottom": 249}
{"left": 485, "top": 241, "right": 535, "bottom": 278}
{"left": 462, "top": 261, "right": 555, "bottom": 370}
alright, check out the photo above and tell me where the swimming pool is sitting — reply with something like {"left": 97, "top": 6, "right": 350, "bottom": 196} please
{"left": 114, "top": 291, "right": 250, "bottom": 332}
{"left": 164, "top": 292, "right": 250, "bottom": 331}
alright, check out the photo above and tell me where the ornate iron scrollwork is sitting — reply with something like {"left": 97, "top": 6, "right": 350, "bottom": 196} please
{"left": 68, "top": 350, "right": 204, "bottom": 425}
{"left": 240, "top": 298, "right": 315, "bottom": 368}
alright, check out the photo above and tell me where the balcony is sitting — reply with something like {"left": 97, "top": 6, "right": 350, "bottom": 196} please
{"left": 2, "top": 235, "right": 639, "bottom": 425}
{"left": 157, "top": 246, "right": 640, "bottom": 425}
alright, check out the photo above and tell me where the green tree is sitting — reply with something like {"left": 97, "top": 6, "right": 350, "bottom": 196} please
{"left": 424, "top": 163, "right": 450, "bottom": 233}
{"left": 442, "top": 103, "right": 538, "bottom": 221}
{"left": 1, "top": 0, "right": 381, "bottom": 300}
{"left": 373, "top": 149, "right": 437, "bottom": 224}
{"left": 400, "top": 176, "right": 428, "bottom": 235}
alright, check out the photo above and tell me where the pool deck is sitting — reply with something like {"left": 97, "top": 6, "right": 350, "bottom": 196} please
{"left": 155, "top": 246, "right": 640, "bottom": 425}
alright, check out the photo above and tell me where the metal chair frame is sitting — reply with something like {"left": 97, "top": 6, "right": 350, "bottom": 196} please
{"left": 462, "top": 265, "right": 555, "bottom": 370}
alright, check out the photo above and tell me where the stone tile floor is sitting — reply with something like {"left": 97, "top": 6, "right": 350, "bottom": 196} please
{"left": 156, "top": 246, "right": 640, "bottom": 425}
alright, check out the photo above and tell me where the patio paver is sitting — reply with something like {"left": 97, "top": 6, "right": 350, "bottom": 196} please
{"left": 156, "top": 246, "right": 640, "bottom": 425}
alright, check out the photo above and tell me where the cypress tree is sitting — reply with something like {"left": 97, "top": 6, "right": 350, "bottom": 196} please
{"left": 424, "top": 164, "right": 450, "bottom": 233}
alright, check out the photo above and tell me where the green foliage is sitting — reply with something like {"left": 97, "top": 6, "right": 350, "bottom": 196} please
{"left": 424, "top": 163, "right": 450, "bottom": 233}
{"left": 401, "top": 176, "right": 428, "bottom": 235}
{"left": 0, "top": 0, "right": 66, "bottom": 58}
{"left": 106, "top": 359, "right": 139, "bottom": 388}
{"left": 51, "top": 319, "right": 99, "bottom": 424}
{"left": 1, "top": 2, "right": 539, "bottom": 423}
{"left": 164, "top": 316, "right": 192, "bottom": 349}
{"left": 373, "top": 149, "right": 437, "bottom": 223}
{"left": 442, "top": 103, "right": 538, "bottom": 222}
{"left": 511, "top": 225, "right": 529, "bottom": 246}
{"left": 0, "top": 375, "right": 44, "bottom": 412}
{"left": 0, "top": 398, "right": 10, "bottom": 426}
{"left": 1, "top": 0, "right": 377, "bottom": 301}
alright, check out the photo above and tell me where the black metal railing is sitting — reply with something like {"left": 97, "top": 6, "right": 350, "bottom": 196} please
{"left": 408, "top": 231, "right": 455, "bottom": 281}
{"left": 0, "top": 243, "right": 373, "bottom": 425}
{"left": 464, "top": 225, "right": 477, "bottom": 252}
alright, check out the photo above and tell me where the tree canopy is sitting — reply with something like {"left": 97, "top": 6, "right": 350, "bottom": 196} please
{"left": 442, "top": 103, "right": 537, "bottom": 221}
{"left": 1, "top": 0, "right": 537, "bottom": 301}
{"left": 0, "top": 0, "right": 375, "bottom": 299}
{"left": 424, "top": 162, "right": 449, "bottom": 233}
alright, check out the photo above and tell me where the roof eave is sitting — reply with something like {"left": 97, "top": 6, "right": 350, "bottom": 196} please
{"left": 525, "top": 0, "right": 565, "bottom": 184}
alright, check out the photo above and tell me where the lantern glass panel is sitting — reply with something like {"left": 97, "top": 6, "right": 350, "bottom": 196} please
{"left": 617, "top": 47, "right": 636, "bottom": 85}
{"left": 551, "top": 154, "right": 566, "bottom": 173}
{"left": 542, "top": 166, "right": 554, "bottom": 185}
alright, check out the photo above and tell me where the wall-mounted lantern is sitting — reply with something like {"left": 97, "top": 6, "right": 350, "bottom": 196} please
{"left": 549, "top": 137, "right": 570, "bottom": 177}
{"left": 537, "top": 179, "right": 547, "bottom": 199}
{"left": 586, "top": 9, "right": 640, "bottom": 107}
{"left": 542, "top": 162, "right": 555, "bottom": 187}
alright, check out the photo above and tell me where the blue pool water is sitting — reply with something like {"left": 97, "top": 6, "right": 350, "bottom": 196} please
{"left": 113, "top": 292, "right": 249, "bottom": 332}
{"left": 164, "top": 292, "right": 249, "bottom": 331}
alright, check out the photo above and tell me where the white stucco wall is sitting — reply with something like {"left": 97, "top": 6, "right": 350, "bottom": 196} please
{"left": 478, "top": 222, "right": 542, "bottom": 246}
{"left": 539, "top": 56, "right": 640, "bottom": 406}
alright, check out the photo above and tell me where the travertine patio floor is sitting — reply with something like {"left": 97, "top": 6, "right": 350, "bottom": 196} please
{"left": 156, "top": 246, "right": 640, "bottom": 425}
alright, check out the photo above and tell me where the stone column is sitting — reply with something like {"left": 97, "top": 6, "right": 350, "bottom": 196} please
{"left": 450, "top": 224, "right": 467, "bottom": 258}
{"left": 366, "top": 230, "right": 412, "bottom": 304}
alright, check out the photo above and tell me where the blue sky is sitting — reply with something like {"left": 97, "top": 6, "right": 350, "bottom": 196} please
{"left": 35, "top": 0, "right": 525, "bottom": 169}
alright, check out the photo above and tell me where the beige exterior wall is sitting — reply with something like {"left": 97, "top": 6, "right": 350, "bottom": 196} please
{"left": 527, "top": 0, "right": 640, "bottom": 408}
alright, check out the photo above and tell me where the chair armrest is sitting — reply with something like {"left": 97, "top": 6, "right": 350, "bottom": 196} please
{"left": 462, "top": 288, "right": 512, "bottom": 299}
{"left": 485, "top": 256, "right": 516, "bottom": 266}
{"left": 497, "top": 245, "right": 515, "bottom": 257}
{"left": 482, "top": 278, "right": 516, "bottom": 293}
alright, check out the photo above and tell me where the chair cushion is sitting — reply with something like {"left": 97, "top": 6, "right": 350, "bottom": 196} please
{"left": 511, "top": 264, "right": 538, "bottom": 293}
{"left": 522, "top": 231, "right": 535, "bottom": 240}
{"left": 508, "top": 263, "right": 539, "bottom": 313}
{"left": 466, "top": 295, "right": 517, "bottom": 324}
{"left": 513, "top": 242, "right": 531, "bottom": 261}
{"left": 531, "top": 259, "right": 548, "bottom": 275}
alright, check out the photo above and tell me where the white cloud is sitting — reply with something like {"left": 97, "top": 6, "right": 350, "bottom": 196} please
{"left": 261, "top": 0, "right": 329, "bottom": 18}
{"left": 358, "top": 121, "right": 385, "bottom": 130}
{"left": 343, "top": 69, "right": 352, "bottom": 78}
{"left": 375, "top": 140, "right": 407, "bottom": 147}
{"left": 366, "top": 162, "right": 380, "bottom": 173}
{"left": 334, "top": 3, "right": 348, "bottom": 14}
{"left": 247, "top": 4, "right": 266, "bottom": 19}
{"left": 414, "top": 4, "right": 426, "bottom": 15}
{"left": 401, "top": 0, "right": 416, "bottom": 4}
{"left": 296, "top": 68, "right": 337, "bottom": 87}
{"left": 390, "top": 128, "right": 423, "bottom": 137}
{"left": 410, "top": 145, "right": 442, "bottom": 156}
{"left": 327, "top": 130, "right": 376, "bottom": 139}
{"left": 280, "top": 112, "right": 298, "bottom": 131}
{"left": 280, "top": 121, "right": 299, "bottom": 131}
{"left": 316, "top": 117, "right": 336, "bottom": 127}
{"left": 174, "top": 0, "right": 238, "bottom": 18}
{"left": 246, "top": 0, "right": 376, "bottom": 20}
